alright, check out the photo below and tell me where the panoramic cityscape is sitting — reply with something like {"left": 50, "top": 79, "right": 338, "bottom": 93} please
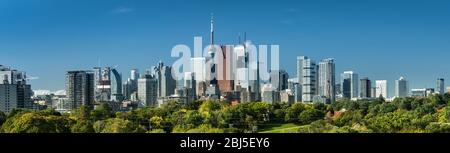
{"left": 1, "top": 15, "right": 449, "bottom": 114}
{"left": 1, "top": 0, "right": 450, "bottom": 134}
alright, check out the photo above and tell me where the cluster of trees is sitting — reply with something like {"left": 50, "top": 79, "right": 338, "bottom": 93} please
{"left": 1, "top": 93, "right": 450, "bottom": 133}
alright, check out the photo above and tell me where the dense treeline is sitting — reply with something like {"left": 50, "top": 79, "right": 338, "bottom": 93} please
{"left": 1, "top": 93, "right": 450, "bottom": 133}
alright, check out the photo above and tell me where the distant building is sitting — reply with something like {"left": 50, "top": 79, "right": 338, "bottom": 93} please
{"left": 122, "top": 69, "right": 139, "bottom": 100}
{"left": 280, "top": 89, "right": 295, "bottom": 104}
{"left": 234, "top": 45, "right": 249, "bottom": 90}
{"left": 359, "top": 77, "right": 371, "bottom": 98}
{"left": 371, "top": 87, "right": 377, "bottom": 98}
{"left": 217, "top": 45, "right": 235, "bottom": 95}
{"left": 395, "top": 76, "right": 409, "bottom": 98}
{"left": 97, "top": 67, "right": 111, "bottom": 102}
{"left": 287, "top": 78, "right": 302, "bottom": 103}
{"left": 437, "top": 78, "right": 445, "bottom": 95}
{"left": 0, "top": 84, "right": 18, "bottom": 113}
{"left": 299, "top": 56, "right": 317, "bottom": 103}
{"left": 261, "top": 84, "right": 280, "bottom": 104}
{"left": 0, "top": 65, "right": 34, "bottom": 113}
{"left": 53, "top": 97, "right": 71, "bottom": 113}
{"left": 161, "top": 87, "right": 195, "bottom": 106}
{"left": 66, "top": 70, "right": 95, "bottom": 110}
{"left": 191, "top": 57, "right": 206, "bottom": 81}
{"left": 341, "top": 71, "right": 358, "bottom": 99}
{"left": 318, "top": 58, "right": 335, "bottom": 103}
{"left": 313, "top": 95, "right": 328, "bottom": 103}
{"left": 411, "top": 88, "right": 427, "bottom": 97}
{"left": 426, "top": 88, "right": 435, "bottom": 97}
{"left": 153, "top": 61, "right": 176, "bottom": 98}
{"left": 375, "top": 80, "right": 388, "bottom": 98}
{"left": 110, "top": 68, "right": 123, "bottom": 102}
{"left": 335, "top": 83, "right": 341, "bottom": 95}
{"left": 270, "top": 70, "right": 289, "bottom": 91}
{"left": 138, "top": 74, "right": 158, "bottom": 107}
{"left": 184, "top": 72, "right": 197, "bottom": 103}
{"left": 248, "top": 60, "right": 261, "bottom": 102}
{"left": 93, "top": 67, "right": 102, "bottom": 102}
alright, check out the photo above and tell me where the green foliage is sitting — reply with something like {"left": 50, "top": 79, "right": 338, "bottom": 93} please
{"left": 199, "top": 100, "right": 221, "bottom": 113}
{"left": 149, "top": 116, "right": 164, "bottom": 129}
{"left": 185, "top": 124, "right": 224, "bottom": 133}
{"left": 2, "top": 112, "right": 70, "bottom": 133}
{"left": 298, "top": 109, "right": 325, "bottom": 125}
{"left": 7, "top": 108, "right": 29, "bottom": 118}
{"left": 1, "top": 96, "right": 450, "bottom": 133}
{"left": 185, "top": 100, "right": 203, "bottom": 110}
{"left": 438, "top": 106, "right": 450, "bottom": 123}
{"left": 333, "top": 110, "right": 364, "bottom": 127}
{"left": 93, "top": 118, "right": 144, "bottom": 133}
{"left": 70, "top": 105, "right": 91, "bottom": 120}
{"left": 71, "top": 119, "right": 95, "bottom": 133}
{"left": 425, "top": 123, "right": 450, "bottom": 133}
{"left": 284, "top": 103, "right": 306, "bottom": 122}
{"left": 183, "top": 110, "right": 204, "bottom": 126}
{"left": 91, "top": 103, "right": 115, "bottom": 121}
{"left": 147, "top": 129, "right": 166, "bottom": 133}
{"left": 365, "top": 110, "right": 428, "bottom": 133}
{"left": 0, "top": 111, "right": 6, "bottom": 126}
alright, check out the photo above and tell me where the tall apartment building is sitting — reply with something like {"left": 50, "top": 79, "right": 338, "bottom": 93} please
{"left": 298, "top": 56, "right": 317, "bottom": 103}
{"left": 395, "top": 76, "right": 409, "bottom": 98}
{"left": 437, "top": 78, "right": 445, "bottom": 95}
{"left": 138, "top": 74, "right": 158, "bottom": 107}
{"left": 359, "top": 77, "right": 371, "bottom": 98}
{"left": 341, "top": 71, "right": 358, "bottom": 99}
{"left": 375, "top": 80, "right": 388, "bottom": 99}
{"left": 66, "top": 70, "right": 95, "bottom": 110}
{"left": 318, "top": 58, "right": 335, "bottom": 103}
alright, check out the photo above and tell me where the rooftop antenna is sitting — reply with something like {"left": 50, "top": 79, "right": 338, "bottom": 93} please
{"left": 238, "top": 33, "right": 241, "bottom": 45}
{"left": 210, "top": 13, "right": 214, "bottom": 47}
{"left": 244, "top": 32, "right": 247, "bottom": 43}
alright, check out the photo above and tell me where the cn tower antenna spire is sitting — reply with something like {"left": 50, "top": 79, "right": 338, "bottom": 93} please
{"left": 210, "top": 13, "right": 214, "bottom": 46}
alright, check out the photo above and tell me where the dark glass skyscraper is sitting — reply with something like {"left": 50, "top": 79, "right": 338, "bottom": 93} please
{"left": 360, "top": 77, "right": 371, "bottom": 98}
{"left": 66, "top": 71, "right": 94, "bottom": 110}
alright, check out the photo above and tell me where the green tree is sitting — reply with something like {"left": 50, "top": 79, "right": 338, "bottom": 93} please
{"left": 149, "top": 116, "right": 164, "bottom": 130}
{"left": 185, "top": 124, "right": 224, "bottom": 133}
{"left": 333, "top": 110, "right": 364, "bottom": 127}
{"left": 241, "top": 102, "right": 271, "bottom": 123}
{"left": 91, "top": 103, "right": 114, "bottom": 121}
{"left": 93, "top": 118, "right": 144, "bottom": 133}
{"left": 438, "top": 106, "right": 450, "bottom": 123}
{"left": 183, "top": 110, "right": 204, "bottom": 126}
{"left": 6, "top": 108, "right": 29, "bottom": 118}
{"left": 2, "top": 112, "right": 70, "bottom": 133}
{"left": 71, "top": 119, "right": 95, "bottom": 133}
{"left": 425, "top": 123, "right": 450, "bottom": 133}
{"left": 185, "top": 100, "right": 203, "bottom": 110}
{"left": 428, "top": 94, "right": 445, "bottom": 107}
{"left": 70, "top": 105, "right": 91, "bottom": 120}
{"left": 366, "top": 110, "right": 423, "bottom": 133}
{"left": 298, "top": 109, "right": 325, "bottom": 125}
{"left": 0, "top": 111, "right": 6, "bottom": 126}
{"left": 199, "top": 100, "right": 221, "bottom": 113}
{"left": 285, "top": 103, "right": 306, "bottom": 122}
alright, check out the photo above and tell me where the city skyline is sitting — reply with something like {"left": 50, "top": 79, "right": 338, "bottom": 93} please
{"left": 2, "top": 0, "right": 450, "bottom": 97}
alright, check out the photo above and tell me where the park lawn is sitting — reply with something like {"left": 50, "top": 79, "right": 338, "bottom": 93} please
{"left": 258, "top": 123, "right": 306, "bottom": 133}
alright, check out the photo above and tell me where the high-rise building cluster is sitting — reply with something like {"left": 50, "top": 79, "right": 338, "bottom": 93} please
{"left": 3, "top": 16, "right": 450, "bottom": 115}
{"left": 0, "top": 65, "right": 36, "bottom": 113}
{"left": 55, "top": 16, "right": 450, "bottom": 113}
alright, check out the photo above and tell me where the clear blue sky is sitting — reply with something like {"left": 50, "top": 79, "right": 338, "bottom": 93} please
{"left": 1, "top": 0, "right": 450, "bottom": 96}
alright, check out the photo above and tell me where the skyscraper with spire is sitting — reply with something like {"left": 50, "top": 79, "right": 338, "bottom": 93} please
{"left": 205, "top": 13, "right": 220, "bottom": 98}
